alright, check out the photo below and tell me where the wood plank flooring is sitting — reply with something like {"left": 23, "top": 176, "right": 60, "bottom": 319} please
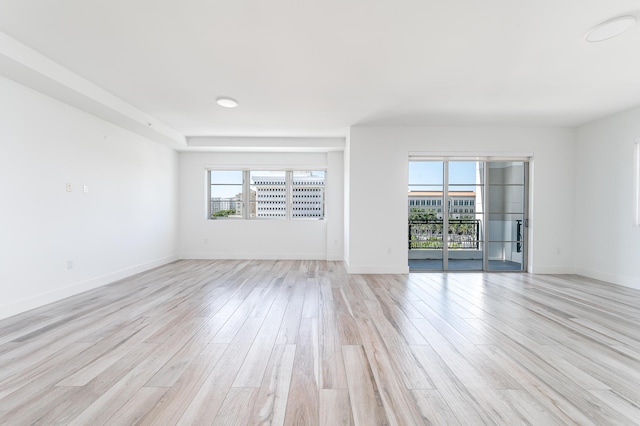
{"left": 1, "top": 260, "right": 640, "bottom": 425}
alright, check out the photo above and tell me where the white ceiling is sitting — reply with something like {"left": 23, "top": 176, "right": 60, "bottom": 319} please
{"left": 1, "top": 0, "right": 640, "bottom": 143}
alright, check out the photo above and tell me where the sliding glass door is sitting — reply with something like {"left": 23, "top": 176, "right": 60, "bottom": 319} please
{"left": 408, "top": 158, "right": 527, "bottom": 272}
{"left": 486, "top": 162, "right": 527, "bottom": 271}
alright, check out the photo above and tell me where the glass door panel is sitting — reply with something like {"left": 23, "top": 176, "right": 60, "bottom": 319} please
{"left": 486, "top": 162, "right": 527, "bottom": 271}
{"left": 487, "top": 161, "right": 525, "bottom": 184}
{"left": 408, "top": 161, "right": 444, "bottom": 270}
{"left": 447, "top": 161, "right": 484, "bottom": 271}
{"left": 488, "top": 186, "right": 525, "bottom": 213}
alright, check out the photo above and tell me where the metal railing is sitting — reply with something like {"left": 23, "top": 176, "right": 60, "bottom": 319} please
{"left": 409, "top": 219, "right": 482, "bottom": 250}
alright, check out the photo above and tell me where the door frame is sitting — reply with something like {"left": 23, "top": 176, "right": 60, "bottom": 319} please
{"left": 408, "top": 155, "right": 530, "bottom": 272}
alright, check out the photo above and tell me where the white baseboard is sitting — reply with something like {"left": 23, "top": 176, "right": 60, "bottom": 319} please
{"left": 326, "top": 254, "right": 344, "bottom": 261}
{"left": 574, "top": 267, "right": 640, "bottom": 290}
{"left": 529, "top": 265, "right": 576, "bottom": 274}
{"left": 180, "top": 252, "right": 327, "bottom": 260}
{"left": 0, "top": 255, "right": 178, "bottom": 321}
{"left": 345, "top": 264, "right": 410, "bottom": 274}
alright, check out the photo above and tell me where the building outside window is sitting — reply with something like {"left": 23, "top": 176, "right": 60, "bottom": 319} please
{"left": 407, "top": 191, "right": 476, "bottom": 219}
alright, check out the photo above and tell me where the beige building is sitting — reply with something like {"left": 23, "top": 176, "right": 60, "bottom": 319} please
{"left": 408, "top": 191, "right": 476, "bottom": 218}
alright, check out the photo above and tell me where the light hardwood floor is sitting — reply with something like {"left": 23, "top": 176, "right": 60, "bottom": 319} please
{"left": 1, "top": 260, "right": 640, "bottom": 425}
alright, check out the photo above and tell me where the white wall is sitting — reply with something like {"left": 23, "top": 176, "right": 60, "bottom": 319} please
{"left": 0, "top": 76, "right": 179, "bottom": 319}
{"left": 326, "top": 151, "right": 344, "bottom": 260}
{"left": 345, "top": 126, "right": 576, "bottom": 274}
{"left": 178, "top": 151, "right": 343, "bottom": 260}
{"left": 343, "top": 131, "right": 351, "bottom": 266}
{"left": 575, "top": 108, "right": 640, "bottom": 289}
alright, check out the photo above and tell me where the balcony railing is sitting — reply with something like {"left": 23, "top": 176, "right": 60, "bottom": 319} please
{"left": 409, "top": 219, "right": 482, "bottom": 250}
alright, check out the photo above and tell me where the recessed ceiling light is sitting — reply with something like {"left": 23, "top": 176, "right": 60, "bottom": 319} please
{"left": 586, "top": 15, "right": 636, "bottom": 42}
{"left": 216, "top": 97, "right": 238, "bottom": 108}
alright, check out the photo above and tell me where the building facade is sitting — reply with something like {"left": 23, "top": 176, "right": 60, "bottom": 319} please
{"left": 408, "top": 191, "right": 476, "bottom": 219}
{"left": 252, "top": 174, "right": 325, "bottom": 218}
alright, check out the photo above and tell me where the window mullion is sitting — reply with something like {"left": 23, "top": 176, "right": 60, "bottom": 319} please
{"left": 207, "top": 170, "right": 211, "bottom": 219}
{"left": 243, "top": 170, "right": 250, "bottom": 219}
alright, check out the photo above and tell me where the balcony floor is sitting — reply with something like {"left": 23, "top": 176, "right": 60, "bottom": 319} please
{"left": 409, "top": 258, "right": 523, "bottom": 271}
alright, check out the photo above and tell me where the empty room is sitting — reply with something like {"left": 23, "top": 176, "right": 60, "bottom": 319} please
{"left": 1, "top": 1, "right": 640, "bottom": 424}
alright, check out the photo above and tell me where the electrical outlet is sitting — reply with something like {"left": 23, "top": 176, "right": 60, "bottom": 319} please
{"left": 66, "top": 260, "right": 73, "bottom": 269}
{"left": 83, "top": 185, "right": 89, "bottom": 193}
{"left": 65, "top": 182, "right": 72, "bottom": 192}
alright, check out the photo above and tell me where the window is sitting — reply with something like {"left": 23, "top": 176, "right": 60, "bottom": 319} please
{"left": 209, "top": 171, "right": 244, "bottom": 218}
{"left": 292, "top": 171, "right": 325, "bottom": 218}
{"left": 209, "top": 170, "right": 325, "bottom": 220}
{"left": 251, "top": 171, "right": 286, "bottom": 218}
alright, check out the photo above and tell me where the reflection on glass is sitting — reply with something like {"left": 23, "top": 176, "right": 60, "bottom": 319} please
{"left": 488, "top": 186, "right": 524, "bottom": 213}
{"left": 487, "top": 214, "right": 524, "bottom": 242}
{"left": 448, "top": 255, "right": 483, "bottom": 270}
{"left": 487, "top": 242, "right": 523, "bottom": 271}
{"left": 488, "top": 162, "right": 524, "bottom": 185}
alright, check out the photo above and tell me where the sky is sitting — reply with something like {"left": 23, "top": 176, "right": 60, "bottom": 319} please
{"left": 409, "top": 161, "right": 479, "bottom": 191}
{"left": 211, "top": 164, "right": 479, "bottom": 199}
